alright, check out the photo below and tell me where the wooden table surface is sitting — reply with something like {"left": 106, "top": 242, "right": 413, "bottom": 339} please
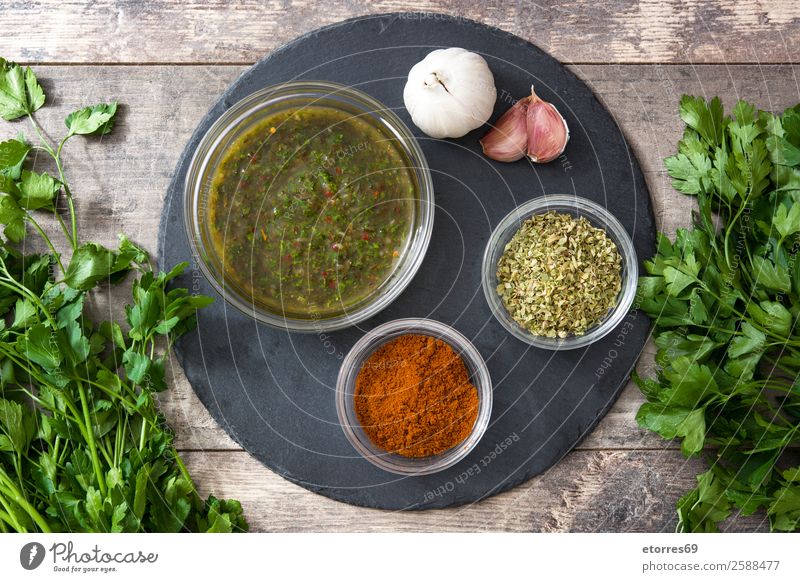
{"left": 2, "top": 0, "right": 799, "bottom": 532}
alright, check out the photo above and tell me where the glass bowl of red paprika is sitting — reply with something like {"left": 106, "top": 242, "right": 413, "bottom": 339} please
{"left": 335, "top": 318, "right": 493, "bottom": 475}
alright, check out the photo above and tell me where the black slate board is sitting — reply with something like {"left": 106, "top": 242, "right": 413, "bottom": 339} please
{"left": 158, "top": 13, "right": 655, "bottom": 509}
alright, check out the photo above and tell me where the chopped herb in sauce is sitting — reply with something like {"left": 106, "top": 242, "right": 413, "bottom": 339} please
{"left": 207, "top": 106, "right": 416, "bottom": 316}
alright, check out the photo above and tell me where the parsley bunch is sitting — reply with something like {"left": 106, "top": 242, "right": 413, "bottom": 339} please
{"left": 635, "top": 95, "right": 800, "bottom": 532}
{"left": 0, "top": 60, "right": 247, "bottom": 532}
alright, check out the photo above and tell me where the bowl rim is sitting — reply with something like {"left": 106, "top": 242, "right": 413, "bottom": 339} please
{"left": 183, "top": 80, "right": 435, "bottom": 333}
{"left": 481, "top": 194, "right": 639, "bottom": 350}
{"left": 335, "top": 318, "right": 493, "bottom": 476}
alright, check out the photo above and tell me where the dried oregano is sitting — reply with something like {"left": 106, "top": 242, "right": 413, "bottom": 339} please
{"left": 496, "top": 211, "right": 622, "bottom": 338}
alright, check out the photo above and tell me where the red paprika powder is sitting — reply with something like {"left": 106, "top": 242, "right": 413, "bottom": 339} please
{"left": 354, "top": 334, "right": 479, "bottom": 457}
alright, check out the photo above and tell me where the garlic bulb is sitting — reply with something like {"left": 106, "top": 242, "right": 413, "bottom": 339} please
{"left": 480, "top": 86, "right": 569, "bottom": 163}
{"left": 403, "top": 48, "right": 496, "bottom": 139}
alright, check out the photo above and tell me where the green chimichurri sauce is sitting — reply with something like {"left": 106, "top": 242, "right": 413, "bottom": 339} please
{"left": 207, "top": 106, "right": 416, "bottom": 316}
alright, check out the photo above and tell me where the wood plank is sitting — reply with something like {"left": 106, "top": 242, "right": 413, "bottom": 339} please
{"left": 2, "top": 1, "right": 799, "bottom": 65}
{"left": 183, "top": 449, "right": 769, "bottom": 532}
{"left": 6, "top": 64, "right": 799, "bottom": 453}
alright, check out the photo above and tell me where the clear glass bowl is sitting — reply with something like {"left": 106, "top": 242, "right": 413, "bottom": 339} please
{"left": 336, "top": 318, "right": 493, "bottom": 475}
{"left": 482, "top": 195, "right": 638, "bottom": 350}
{"left": 184, "top": 81, "right": 434, "bottom": 332}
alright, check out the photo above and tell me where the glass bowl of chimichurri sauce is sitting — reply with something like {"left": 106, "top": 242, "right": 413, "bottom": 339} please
{"left": 185, "top": 81, "right": 434, "bottom": 331}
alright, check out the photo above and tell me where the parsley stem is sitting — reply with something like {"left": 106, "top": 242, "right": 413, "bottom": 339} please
{"left": 54, "top": 137, "right": 78, "bottom": 250}
{"left": 25, "top": 113, "right": 76, "bottom": 250}
{"left": 55, "top": 211, "right": 72, "bottom": 248}
{"left": 0, "top": 469, "right": 51, "bottom": 532}
{"left": 66, "top": 374, "right": 163, "bottom": 433}
{"left": 172, "top": 452, "right": 198, "bottom": 496}
{"left": 52, "top": 436, "right": 60, "bottom": 464}
{"left": 0, "top": 349, "right": 86, "bottom": 429}
{"left": 694, "top": 280, "right": 796, "bottom": 346}
{"left": 0, "top": 277, "right": 57, "bottom": 329}
{"left": 138, "top": 416, "right": 146, "bottom": 452}
{"left": 722, "top": 194, "right": 751, "bottom": 270}
{"left": 25, "top": 213, "right": 65, "bottom": 273}
{"left": 25, "top": 113, "right": 78, "bottom": 250}
{"left": 26, "top": 113, "right": 55, "bottom": 157}
{"left": 0, "top": 492, "right": 24, "bottom": 531}
{"left": 98, "top": 436, "right": 113, "bottom": 468}
{"left": 77, "top": 381, "right": 107, "bottom": 497}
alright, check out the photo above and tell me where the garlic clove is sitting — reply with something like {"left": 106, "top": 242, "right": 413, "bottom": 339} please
{"left": 479, "top": 97, "right": 530, "bottom": 162}
{"left": 526, "top": 86, "right": 570, "bottom": 163}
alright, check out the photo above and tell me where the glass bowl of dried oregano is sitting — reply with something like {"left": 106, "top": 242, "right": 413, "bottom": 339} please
{"left": 482, "top": 194, "right": 638, "bottom": 350}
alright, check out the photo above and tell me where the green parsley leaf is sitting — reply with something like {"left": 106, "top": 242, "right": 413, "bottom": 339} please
{"left": 662, "top": 265, "right": 697, "bottom": 296}
{"left": 0, "top": 193, "right": 26, "bottom": 242}
{"left": 0, "top": 138, "right": 30, "bottom": 170}
{"left": 0, "top": 174, "right": 20, "bottom": 197}
{"left": 751, "top": 255, "right": 791, "bottom": 293}
{"left": 0, "top": 58, "right": 45, "bottom": 120}
{"left": 0, "top": 398, "right": 34, "bottom": 455}
{"left": 772, "top": 111, "right": 800, "bottom": 167}
{"left": 636, "top": 403, "right": 706, "bottom": 456}
{"left": 18, "top": 170, "right": 61, "bottom": 210}
{"left": 677, "top": 470, "right": 731, "bottom": 532}
{"left": 63, "top": 242, "right": 118, "bottom": 290}
{"left": 0, "top": 135, "right": 29, "bottom": 181}
{"left": 664, "top": 151, "right": 712, "bottom": 195}
{"left": 122, "top": 349, "right": 150, "bottom": 384}
{"left": 769, "top": 485, "right": 800, "bottom": 531}
{"left": 15, "top": 323, "right": 63, "bottom": 370}
{"left": 772, "top": 201, "right": 800, "bottom": 238}
{"left": 11, "top": 297, "right": 38, "bottom": 329}
{"left": 748, "top": 300, "right": 792, "bottom": 336}
{"left": 679, "top": 95, "right": 725, "bottom": 146}
{"left": 727, "top": 322, "right": 766, "bottom": 359}
{"left": 660, "top": 357, "right": 719, "bottom": 408}
{"left": 64, "top": 320, "right": 90, "bottom": 364}
{"left": 654, "top": 332, "right": 721, "bottom": 364}
{"left": 65, "top": 102, "right": 118, "bottom": 136}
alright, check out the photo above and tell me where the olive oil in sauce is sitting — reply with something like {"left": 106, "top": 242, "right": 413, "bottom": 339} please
{"left": 207, "top": 106, "right": 416, "bottom": 317}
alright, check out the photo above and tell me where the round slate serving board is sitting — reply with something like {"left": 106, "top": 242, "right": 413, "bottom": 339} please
{"left": 158, "top": 13, "right": 655, "bottom": 510}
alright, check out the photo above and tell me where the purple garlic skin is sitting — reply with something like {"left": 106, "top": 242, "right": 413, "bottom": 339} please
{"left": 526, "top": 87, "right": 569, "bottom": 163}
{"left": 480, "top": 86, "right": 569, "bottom": 164}
{"left": 479, "top": 97, "right": 529, "bottom": 162}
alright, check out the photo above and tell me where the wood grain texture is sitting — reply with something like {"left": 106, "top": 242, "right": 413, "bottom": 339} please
{"left": 7, "top": 64, "right": 799, "bottom": 461}
{"left": 1, "top": 1, "right": 799, "bottom": 65}
{"left": 183, "top": 450, "right": 769, "bottom": 532}
{"left": 1, "top": 0, "right": 793, "bottom": 534}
